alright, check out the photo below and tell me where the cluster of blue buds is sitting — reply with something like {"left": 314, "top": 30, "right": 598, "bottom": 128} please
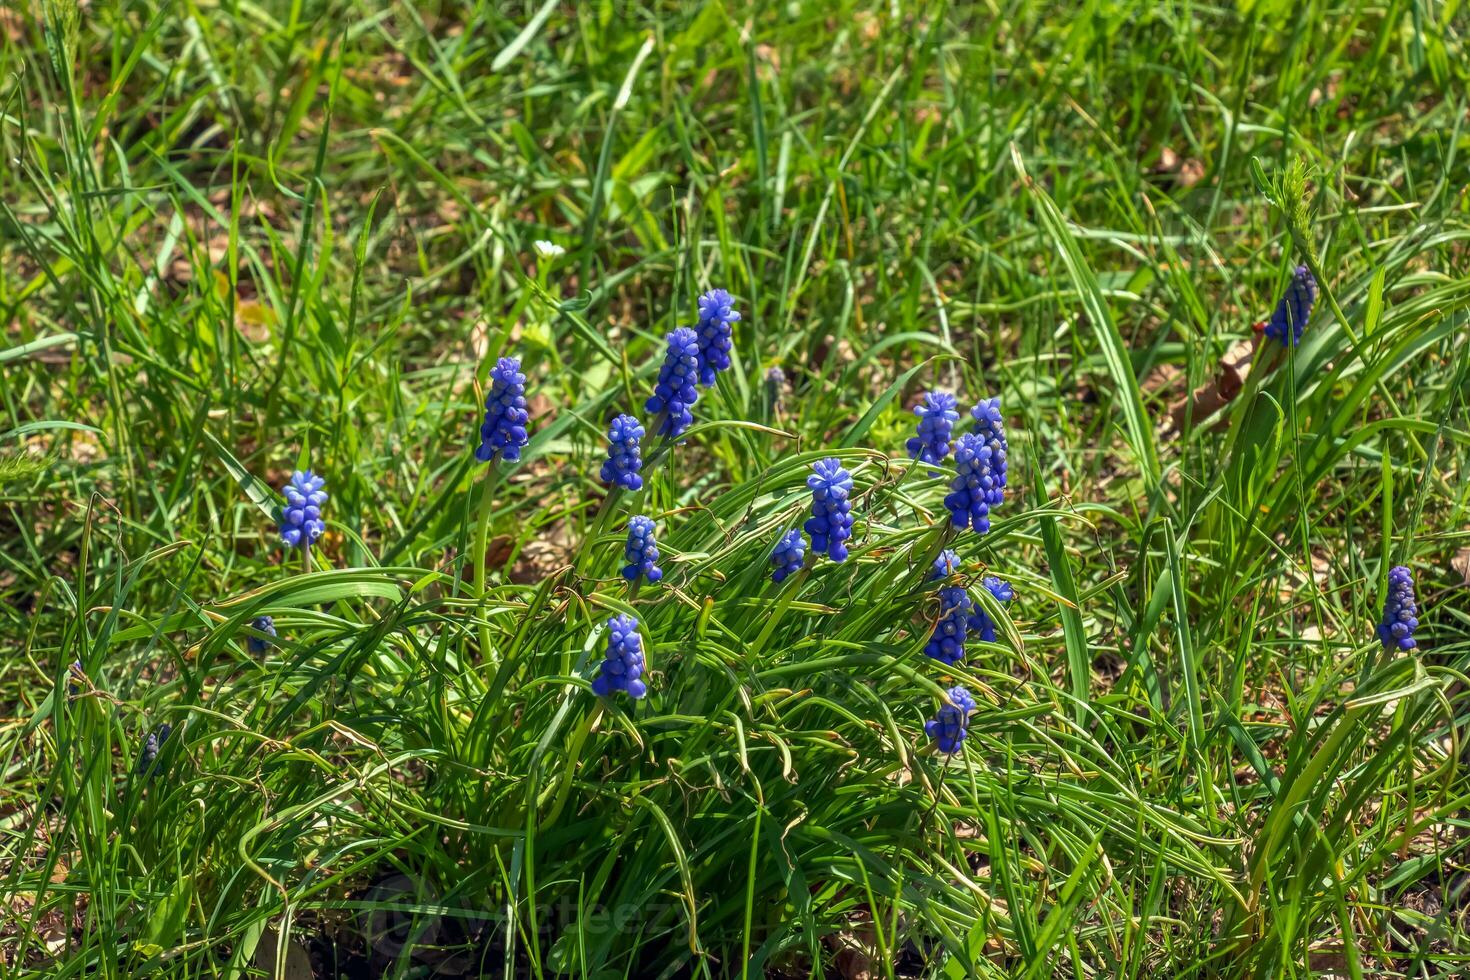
{"left": 971, "top": 397, "right": 1008, "bottom": 495}
{"left": 968, "top": 576, "right": 1015, "bottom": 643}
{"left": 1377, "top": 565, "right": 1420, "bottom": 651}
{"left": 805, "top": 458, "right": 855, "bottom": 562}
{"left": 591, "top": 614, "right": 647, "bottom": 699}
{"left": 622, "top": 515, "right": 664, "bottom": 583}
{"left": 475, "top": 356, "right": 530, "bottom": 463}
{"left": 925, "top": 686, "right": 976, "bottom": 754}
{"left": 600, "top": 414, "right": 646, "bottom": 491}
{"left": 136, "top": 723, "right": 173, "bottom": 778}
{"left": 247, "top": 615, "right": 276, "bottom": 655}
{"left": 1263, "top": 264, "right": 1317, "bottom": 346}
{"left": 906, "top": 391, "right": 959, "bottom": 470}
{"left": 770, "top": 529, "right": 806, "bottom": 583}
{"left": 646, "top": 327, "right": 701, "bottom": 438}
{"left": 944, "top": 433, "right": 1003, "bottom": 534}
{"left": 279, "top": 471, "right": 327, "bottom": 549}
{"left": 695, "top": 289, "right": 739, "bottom": 386}
{"left": 765, "top": 365, "right": 786, "bottom": 401}
{"left": 930, "top": 548, "right": 961, "bottom": 581}
{"left": 924, "top": 586, "right": 971, "bottom": 665}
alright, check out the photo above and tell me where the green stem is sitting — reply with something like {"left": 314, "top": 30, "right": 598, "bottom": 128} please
{"left": 749, "top": 558, "right": 813, "bottom": 658}
{"left": 472, "top": 463, "right": 503, "bottom": 661}
{"left": 539, "top": 703, "right": 603, "bottom": 830}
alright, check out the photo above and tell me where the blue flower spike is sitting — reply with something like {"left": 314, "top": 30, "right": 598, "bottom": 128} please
{"left": 475, "top": 356, "right": 530, "bottom": 463}
{"left": 930, "top": 549, "right": 961, "bottom": 581}
{"left": 695, "top": 288, "right": 739, "bottom": 387}
{"left": 804, "top": 457, "right": 855, "bottom": 562}
{"left": 600, "top": 414, "right": 646, "bottom": 491}
{"left": 970, "top": 397, "right": 1008, "bottom": 490}
{"left": 622, "top": 515, "right": 664, "bottom": 584}
{"left": 646, "top": 328, "right": 701, "bottom": 438}
{"left": 968, "top": 576, "right": 1016, "bottom": 643}
{"left": 1263, "top": 264, "right": 1317, "bottom": 347}
{"left": 1376, "top": 565, "right": 1420, "bottom": 652}
{"left": 924, "top": 586, "right": 971, "bottom": 665}
{"left": 906, "top": 391, "right": 960, "bottom": 470}
{"left": 247, "top": 615, "right": 276, "bottom": 655}
{"left": 770, "top": 529, "right": 806, "bottom": 583}
{"left": 279, "top": 471, "right": 327, "bottom": 549}
{"left": 136, "top": 723, "right": 173, "bottom": 778}
{"left": 925, "top": 686, "right": 977, "bottom": 754}
{"left": 592, "top": 614, "right": 648, "bottom": 699}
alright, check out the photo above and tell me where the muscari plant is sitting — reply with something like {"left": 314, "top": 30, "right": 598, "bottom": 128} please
{"left": 139, "top": 273, "right": 1430, "bottom": 976}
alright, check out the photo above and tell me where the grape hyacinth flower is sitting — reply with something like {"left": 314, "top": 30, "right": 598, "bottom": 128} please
{"left": 1376, "top": 565, "right": 1420, "bottom": 652}
{"left": 591, "top": 614, "right": 647, "bottom": 699}
{"left": 68, "top": 660, "right": 84, "bottom": 696}
{"left": 279, "top": 471, "right": 327, "bottom": 549}
{"left": 770, "top": 529, "right": 806, "bottom": 583}
{"left": 970, "top": 397, "right": 1008, "bottom": 493}
{"left": 924, "top": 586, "right": 971, "bottom": 665}
{"left": 600, "top": 414, "right": 646, "bottom": 491}
{"left": 645, "top": 327, "right": 701, "bottom": 438}
{"left": 804, "top": 457, "right": 854, "bottom": 562}
{"left": 925, "top": 686, "right": 976, "bottom": 754}
{"left": 968, "top": 576, "right": 1016, "bottom": 643}
{"left": 765, "top": 366, "right": 787, "bottom": 406}
{"left": 622, "top": 515, "right": 664, "bottom": 584}
{"left": 930, "top": 548, "right": 961, "bottom": 581}
{"left": 475, "top": 356, "right": 530, "bottom": 463}
{"left": 247, "top": 615, "right": 276, "bottom": 655}
{"left": 944, "top": 433, "right": 1003, "bottom": 535}
{"left": 136, "top": 723, "right": 172, "bottom": 778}
{"left": 906, "top": 391, "right": 960, "bottom": 470}
{"left": 1263, "top": 265, "right": 1317, "bottom": 346}
{"left": 695, "top": 288, "right": 740, "bottom": 386}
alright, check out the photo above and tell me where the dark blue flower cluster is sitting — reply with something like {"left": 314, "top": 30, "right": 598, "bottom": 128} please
{"left": 944, "top": 432, "right": 1004, "bottom": 535}
{"left": 906, "top": 391, "right": 959, "bottom": 470}
{"left": 930, "top": 548, "right": 961, "bottom": 580}
{"left": 695, "top": 289, "right": 739, "bottom": 387}
{"left": 924, "top": 586, "right": 971, "bottom": 665}
{"left": 279, "top": 471, "right": 327, "bottom": 549}
{"left": 770, "top": 529, "right": 806, "bottom": 583}
{"left": 600, "top": 414, "right": 646, "bottom": 491}
{"left": 622, "top": 515, "right": 664, "bottom": 583}
{"left": 968, "top": 576, "right": 1015, "bottom": 643}
{"left": 592, "top": 614, "right": 647, "bottom": 699}
{"left": 1263, "top": 264, "right": 1317, "bottom": 346}
{"left": 476, "top": 356, "right": 530, "bottom": 463}
{"left": 247, "top": 615, "right": 276, "bottom": 655}
{"left": 646, "top": 327, "right": 701, "bottom": 438}
{"left": 925, "top": 685, "right": 976, "bottom": 754}
{"left": 1377, "top": 565, "right": 1420, "bottom": 651}
{"left": 136, "top": 723, "right": 172, "bottom": 778}
{"left": 805, "top": 458, "right": 854, "bottom": 562}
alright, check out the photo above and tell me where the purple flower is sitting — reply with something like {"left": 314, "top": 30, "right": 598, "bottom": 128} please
{"left": 279, "top": 470, "right": 327, "bottom": 549}
{"left": 600, "top": 414, "right": 646, "bottom": 491}
{"left": 247, "top": 615, "right": 276, "bottom": 655}
{"left": 930, "top": 549, "right": 961, "bottom": 581}
{"left": 967, "top": 577, "right": 1015, "bottom": 643}
{"left": 592, "top": 614, "right": 648, "bottom": 699}
{"left": 969, "top": 397, "right": 1008, "bottom": 492}
{"left": 1264, "top": 265, "right": 1317, "bottom": 346}
{"left": 1376, "top": 565, "right": 1420, "bottom": 651}
{"left": 770, "top": 529, "right": 806, "bottom": 583}
{"left": 925, "top": 686, "right": 976, "bottom": 754}
{"left": 645, "top": 328, "right": 701, "bottom": 438}
{"left": 924, "top": 586, "right": 971, "bottom": 665}
{"left": 943, "top": 433, "right": 1002, "bottom": 535}
{"left": 695, "top": 289, "right": 739, "bottom": 387}
{"left": 906, "top": 391, "right": 960, "bottom": 469}
{"left": 804, "top": 457, "right": 854, "bottom": 562}
{"left": 476, "top": 356, "right": 530, "bottom": 463}
{"left": 622, "top": 515, "right": 664, "bottom": 584}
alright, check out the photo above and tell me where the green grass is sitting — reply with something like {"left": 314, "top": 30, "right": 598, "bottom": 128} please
{"left": 2, "top": 0, "right": 1469, "bottom": 977}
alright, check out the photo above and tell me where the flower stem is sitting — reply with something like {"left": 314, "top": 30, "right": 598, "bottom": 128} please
{"left": 472, "top": 462, "right": 503, "bottom": 660}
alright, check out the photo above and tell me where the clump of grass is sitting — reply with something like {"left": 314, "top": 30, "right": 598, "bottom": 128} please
{"left": 2, "top": 1, "right": 1468, "bottom": 978}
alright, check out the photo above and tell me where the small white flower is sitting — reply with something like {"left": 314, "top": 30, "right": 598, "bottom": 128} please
{"left": 533, "top": 240, "right": 565, "bottom": 259}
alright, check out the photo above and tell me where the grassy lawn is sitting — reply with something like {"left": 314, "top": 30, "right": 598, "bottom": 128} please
{"left": 2, "top": 0, "right": 1468, "bottom": 976}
